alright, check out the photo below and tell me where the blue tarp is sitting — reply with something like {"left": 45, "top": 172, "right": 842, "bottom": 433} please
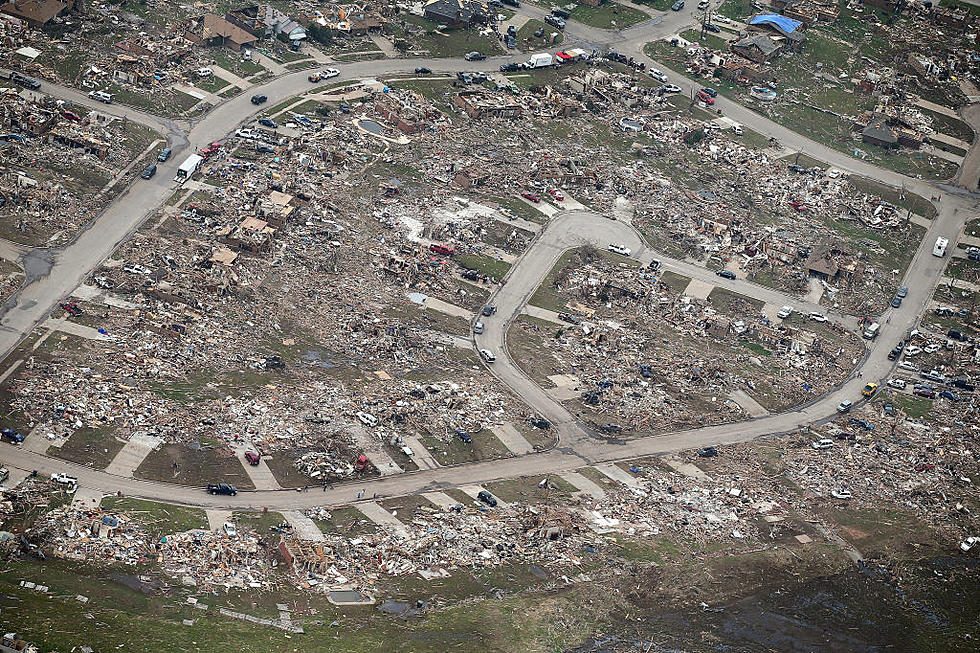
{"left": 749, "top": 14, "right": 802, "bottom": 34}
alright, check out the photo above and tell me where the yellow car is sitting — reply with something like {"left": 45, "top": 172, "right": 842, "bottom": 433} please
{"left": 862, "top": 383, "right": 878, "bottom": 397}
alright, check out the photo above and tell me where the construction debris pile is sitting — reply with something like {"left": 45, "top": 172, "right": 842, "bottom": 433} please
{"left": 513, "top": 254, "right": 862, "bottom": 432}
{"left": 0, "top": 89, "right": 152, "bottom": 244}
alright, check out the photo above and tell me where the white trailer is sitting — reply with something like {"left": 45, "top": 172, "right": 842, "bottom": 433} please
{"left": 175, "top": 154, "right": 203, "bottom": 182}
{"left": 526, "top": 53, "right": 553, "bottom": 68}
{"left": 933, "top": 236, "right": 949, "bottom": 257}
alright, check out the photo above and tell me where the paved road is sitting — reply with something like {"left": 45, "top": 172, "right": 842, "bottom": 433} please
{"left": 1, "top": 9, "right": 978, "bottom": 509}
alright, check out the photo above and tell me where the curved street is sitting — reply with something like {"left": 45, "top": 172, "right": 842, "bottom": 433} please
{"left": 0, "top": 7, "right": 978, "bottom": 510}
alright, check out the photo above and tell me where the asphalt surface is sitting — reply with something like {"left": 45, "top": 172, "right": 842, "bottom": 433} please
{"left": 1, "top": 9, "right": 979, "bottom": 509}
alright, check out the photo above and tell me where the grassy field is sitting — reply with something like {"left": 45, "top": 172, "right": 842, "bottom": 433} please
{"left": 707, "top": 287, "right": 765, "bottom": 316}
{"left": 418, "top": 427, "right": 511, "bottom": 466}
{"left": 568, "top": 1, "right": 649, "bottom": 29}
{"left": 315, "top": 505, "right": 377, "bottom": 535}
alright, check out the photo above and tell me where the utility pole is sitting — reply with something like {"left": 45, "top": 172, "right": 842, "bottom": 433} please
{"left": 700, "top": 2, "right": 709, "bottom": 40}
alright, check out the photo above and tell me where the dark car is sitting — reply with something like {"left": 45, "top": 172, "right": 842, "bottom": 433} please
{"left": 477, "top": 490, "right": 498, "bottom": 507}
{"left": 891, "top": 295, "right": 902, "bottom": 308}
{"left": 700, "top": 87, "right": 718, "bottom": 98}
{"left": 913, "top": 386, "right": 936, "bottom": 399}
{"left": 530, "top": 417, "right": 551, "bottom": 429}
{"left": 456, "top": 429, "right": 472, "bottom": 443}
{"left": 464, "top": 51, "right": 487, "bottom": 61}
{"left": 552, "top": 8, "right": 570, "bottom": 18}
{"left": 140, "top": 164, "right": 157, "bottom": 179}
{"left": 558, "top": 312, "right": 580, "bottom": 324}
{"left": 671, "top": 0, "right": 684, "bottom": 9}
{"left": 157, "top": 147, "right": 172, "bottom": 162}
{"left": 1, "top": 428, "right": 24, "bottom": 444}
{"left": 544, "top": 15, "right": 566, "bottom": 28}
{"left": 598, "top": 423, "right": 622, "bottom": 434}
{"left": 716, "top": 269, "right": 736, "bottom": 280}
{"left": 415, "top": 67, "right": 432, "bottom": 74}
{"left": 500, "top": 63, "right": 521, "bottom": 72}
{"left": 207, "top": 483, "right": 238, "bottom": 496}
{"left": 11, "top": 72, "right": 40, "bottom": 89}
{"left": 639, "top": 363, "right": 651, "bottom": 378}
{"left": 939, "top": 390, "right": 960, "bottom": 401}
{"left": 697, "top": 446, "right": 718, "bottom": 457}
{"left": 704, "top": 23, "right": 721, "bottom": 32}
{"left": 849, "top": 418, "right": 875, "bottom": 431}
{"left": 502, "top": 0, "right": 520, "bottom": 6}
{"left": 950, "top": 378, "right": 975, "bottom": 391}
{"left": 250, "top": 94, "right": 267, "bottom": 105}
{"left": 256, "top": 143, "right": 275, "bottom": 153}
{"left": 883, "top": 402, "right": 894, "bottom": 415}
{"left": 244, "top": 451, "right": 261, "bottom": 466}
{"left": 481, "top": 305, "right": 496, "bottom": 317}
{"left": 887, "top": 346, "right": 901, "bottom": 361}
{"left": 948, "top": 329, "right": 968, "bottom": 342}
{"left": 258, "top": 117, "right": 278, "bottom": 129}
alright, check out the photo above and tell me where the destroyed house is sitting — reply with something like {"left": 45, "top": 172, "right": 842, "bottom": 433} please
{"left": 226, "top": 5, "right": 306, "bottom": 40}
{"left": 332, "top": 5, "right": 385, "bottom": 34}
{"left": 254, "top": 189, "right": 296, "bottom": 226}
{"left": 769, "top": 0, "right": 839, "bottom": 25}
{"left": 374, "top": 92, "right": 441, "bottom": 134}
{"left": 530, "top": 157, "right": 594, "bottom": 185}
{"left": 218, "top": 216, "right": 276, "bottom": 253}
{"left": 453, "top": 90, "right": 522, "bottom": 119}
{"left": 731, "top": 34, "right": 782, "bottom": 63}
{"left": 451, "top": 163, "right": 489, "bottom": 189}
{"left": 184, "top": 14, "right": 258, "bottom": 52}
{"left": 423, "top": 0, "right": 489, "bottom": 28}
{"left": 0, "top": 0, "right": 68, "bottom": 26}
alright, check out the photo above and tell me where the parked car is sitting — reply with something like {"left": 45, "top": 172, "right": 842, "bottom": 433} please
{"left": 356, "top": 411, "right": 378, "bottom": 427}
{"left": 223, "top": 522, "right": 237, "bottom": 537}
{"left": 704, "top": 23, "right": 721, "bottom": 32}
{"left": 861, "top": 382, "right": 878, "bottom": 397}
{"left": 140, "top": 164, "right": 157, "bottom": 179}
{"left": 530, "top": 417, "right": 551, "bottom": 429}
{"left": 696, "top": 90, "right": 715, "bottom": 105}
{"left": 776, "top": 305, "right": 794, "bottom": 319}
{"left": 831, "top": 489, "right": 852, "bottom": 500}
{"left": 477, "top": 490, "right": 498, "bottom": 507}
{"left": 244, "top": 451, "right": 261, "bottom": 466}
{"left": 500, "top": 63, "right": 521, "bottom": 72}
{"left": 59, "top": 301, "right": 82, "bottom": 316}
{"left": 836, "top": 400, "right": 852, "bottom": 413}
{"left": 898, "top": 361, "right": 919, "bottom": 372}
{"left": 671, "top": 0, "right": 684, "bottom": 9}
{"left": 960, "top": 536, "right": 979, "bottom": 552}
{"left": 11, "top": 72, "right": 40, "bottom": 89}
{"left": 482, "top": 305, "right": 496, "bottom": 316}
{"left": 886, "top": 378, "right": 907, "bottom": 390}
{"left": 321, "top": 68, "right": 340, "bottom": 79}
{"left": 850, "top": 418, "right": 874, "bottom": 431}
{"left": 608, "top": 244, "right": 631, "bottom": 256}
{"left": 558, "top": 312, "right": 581, "bottom": 324}
{"left": 661, "top": 84, "right": 682, "bottom": 94}
{"left": 891, "top": 295, "right": 902, "bottom": 308}
{"left": 255, "top": 143, "right": 275, "bottom": 154}
{"left": 250, "top": 94, "right": 267, "bottom": 105}
{"left": 548, "top": 188, "right": 564, "bottom": 201}
{"left": 1, "top": 428, "right": 24, "bottom": 444}
{"left": 700, "top": 87, "right": 718, "bottom": 98}
{"left": 939, "top": 390, "right": 960, "bottom": 401}
{"left": 697, "top": 446, "right": 718, "bottom": 457}
{"left": 812, "top": 438, "right": 834, "bottom": 450}
{"left": 456, "top": 430, "right": 472, "bottom": 443}
{"left": 157, "top": 147, "right": 172, "bottom": 162}
{"left": 649, "top": 68, "right": 668, "bottom": 83}
{"left": 896, "top": 285, "right": 908, "bottom": 298}
{"left": 809, "top": 312, "right": 827, "bottom": 322}
{"left": 480, "top": 349, "right": 496, "bottom": 363}
{"left": 716, "top": 269, "right": 736, "bottom": 280}
{"left": 913, "top": 386, "right": 936, "bottom": 398}
{"left": 207, "top": 483, "right": 237, "bottom": 496}
{"left": 415, "top": 67, "right": 432, "bottom": 74}
{"left": 195, "top": 67, "right": 213, "bottom": 78}
{"left": 544, "top": 15, "right": 565, "bottom": 29}
{"left": 88, "top": 90, "right": 113, "bottom": 104}
{"left": 521, "top": 191, "right": 540, "bottom": 203}
{"left": 258, "top": 117, "right": 278, "bottom": 129}
{"left": 473, "top": 321, "right": 484, "bottom": 334}
{"left": 921, "top": 369, "right": 946, "bottom": 383}
{"left": 464, "top": 51, "right": 487, "bottom": 61}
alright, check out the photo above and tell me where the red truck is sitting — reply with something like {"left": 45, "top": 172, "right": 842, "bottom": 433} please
{"left": 429, "top": 243, "right": 455, "bottom": 256}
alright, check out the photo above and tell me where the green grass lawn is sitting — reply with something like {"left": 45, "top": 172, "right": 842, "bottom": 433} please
{"left": 418, "top": 428, "right": 510, "bottom": 466}
{"left": 918, "top": 106, "right": 975, "bottom": 144}
{"left": 516, "top": 19, "right": 564, "bottom": 52}
{"left": 232, "top": 510, "right": 286, "bottom": 532}
{"left": 680, "top": 28, "right": 729, "bottom": 53}
{"left": 457, "top": 253, "right": 512, "bottom": 280}
{"left": 195, "top": 74, "right": 230, "bottom": 94}
{"left": 568, "top": 1, "right": 649, "bottom": 29}
{"left": 50, "top": 427, "right": 124, "bottom": 469}
{"left": 210, "top": 49, "right": 265, "bottom": 78}
{"left": 398, "top": 15, "right": 500, "bottom": 58}
{"left": 707, "top": 287, "right": 765, "bottom": 316}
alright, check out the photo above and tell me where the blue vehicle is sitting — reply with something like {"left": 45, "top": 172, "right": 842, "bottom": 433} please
{"left": 1, "top": 428, "right": 24, "bottom": 444}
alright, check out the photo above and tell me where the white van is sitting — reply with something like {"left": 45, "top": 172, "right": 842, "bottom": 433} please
{"left": 862, "top": 322, "right": 880, "bottom": 339}
{"left": 88, "top": 90, "right": 113, "bottom": 104}
{"left": 933, "top": 236, "right": 948, "bottom": 257}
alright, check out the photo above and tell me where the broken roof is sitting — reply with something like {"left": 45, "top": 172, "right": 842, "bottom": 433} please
{"left": 732, "top": 35, "right": 782, "bottom": 56}
{"left": 749, "top": 13, "right": 803, "bottom": 36}
{"left": 0, "top": 0, "right": 66, "bottom": 24}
